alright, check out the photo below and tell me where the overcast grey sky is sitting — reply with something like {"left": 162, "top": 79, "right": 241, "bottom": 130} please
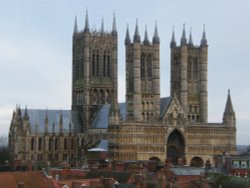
{"left": 0, "top": 0, "right": 249, "bottom": 144}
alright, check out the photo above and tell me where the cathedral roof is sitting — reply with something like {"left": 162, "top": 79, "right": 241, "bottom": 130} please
{"left": 20, "top": 109, "right": 76, "bottom": 134}
{"left": 91, "top": 97, "right": 171, "bottom": 129}
{"left": 91, "top": 104, "right": 111, "bottom": 129}
{"left": 91, "top": 103, "right": 126, "bottom": 129}
{"left": 19, "top": 97, "right": 172, "bottom": 133}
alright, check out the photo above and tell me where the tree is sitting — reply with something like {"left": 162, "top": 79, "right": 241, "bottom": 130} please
{"left": 0, "top": 136, "right": 10, "bottom": 165}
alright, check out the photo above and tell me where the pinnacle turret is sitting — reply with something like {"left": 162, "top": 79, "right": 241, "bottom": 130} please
{"left": 153, "top": 21, "right": 160, "bottom": 44}
{"left": 125, "top": 24, "right": 131, "bottom": 45}
{"left": 224, "top": 90, "right": 235, "bottom": 116}
{"left": 112, "top": 13, "right": 117, "bottom": 36}
{"left": 200, "top": 25, "right": 207, "bottom": 47}
{"left": 223, "top": 89, "right": 236, "bottom": 125}
{"left": 143, "top": 25, "right": 150, "bottom": 45}
{"left": 45, "top": 109, "right": 49, "bottom": 133}
{"left": 170, "top": 26, "right": 176, "bottom": 48}
{"left": 44, "top": 109, "right": 49, "bottom": 125}
{"left": 23, "top": 105, "right": 29, "bottom": 121}
{"left": 100, "top": 18, "right": 104, "bottom": 34}
{"left": 59, "top": 110, "right": 63, "bottom": 134}
{"left": 133, "top": 19, "right": 141, "bottom": 43}
{"left": 188, "top": 28, "right": 193, "bottom": 46}
{"left": 73, "top": 15, "right": 78, "bottom": 34}
{"left": 84, "top": 10, "right": 90, "bottom": 33}
{"left": 180, "top": 24, "right": 187, "bottom": 45}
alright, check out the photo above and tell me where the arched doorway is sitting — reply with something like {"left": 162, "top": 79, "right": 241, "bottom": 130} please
{"left": 190, "top": 156, "right": 204, "bottom": 167}
{"left": 167, "top": 130, "right": 185, "bottom": 165}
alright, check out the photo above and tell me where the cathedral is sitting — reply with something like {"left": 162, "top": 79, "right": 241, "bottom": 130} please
{"left": 9, "top": 12, "right": 236, "bottom": 167}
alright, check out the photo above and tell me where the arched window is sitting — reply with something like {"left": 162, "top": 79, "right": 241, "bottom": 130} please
{"left": 31, "top": 138, "right": 35, "bottom": 151}
{"left": 193, "top": 58, "right": 198, "bottom": 80}
{"left": 55, "top": 137, "right": 58, "bottom": 150}
{"left": 38, "top": 138, "right": 42, "bottom": 151}
{"left": 64, "top": 138, "right": 68, "bottom": 150}
{"left": 147, "top": 55, "right": 152, "bottom": 78}
{"left": 96, "top": 50, "right": 99, "bottom": 76}
{"left": 92, "top": 50, "right": 96, "bottom": 76}
{"left": 141, "top": 54, "right": 145, "bottom": 78}
{"left": 103, "top": 51, "right": 106, "bottom": 76}
{"left": 188, "top": 57, "right": 192, "bottom": 79}
{"left": 71, "top": 138, "right": 74, "bottom": 150}
{"left": 49, "top": 138, "right": 52, "bottom": 151}
{"left": 107, "top": 55, "right": 110, "bottom": 77}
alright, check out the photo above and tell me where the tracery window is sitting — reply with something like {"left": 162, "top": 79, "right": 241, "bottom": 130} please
{"left": 141, "top": 54, "right": 145, "bottom": 78}
{"left": 92, "top": 50, "right": 99, "bottom": 76}
{"left": 38, "top": 138, "right": 42, "bottom": 151}
{"left": 31, "top": 138, "right": 35, "bottom": 151}
{"left": 147, "top": 55, "right": 152, "bottom": 78}
{"left": 64, "top": 138, "right": 68, "bottom": 150}
{"left": 49, "top": 138, "right": 52, "bottom": 151}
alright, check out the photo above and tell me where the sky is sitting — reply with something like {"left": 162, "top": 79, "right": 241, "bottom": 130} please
{"left": 0, "top": 0, "right": 249, "bottom": 145}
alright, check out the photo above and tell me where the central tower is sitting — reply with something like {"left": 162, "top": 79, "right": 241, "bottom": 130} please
{"left": 72, "top": 12, "right": 119, "bottom": 131}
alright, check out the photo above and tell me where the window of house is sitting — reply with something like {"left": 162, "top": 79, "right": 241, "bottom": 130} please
{"left": 233, "top": 161, "right": 239, "bottom": 168}
{"left": 241, "top": 161, "right": 247, "bottom": 168}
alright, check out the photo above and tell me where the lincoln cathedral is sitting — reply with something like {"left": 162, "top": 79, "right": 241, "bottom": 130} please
{"left": 9, "top": 12, "right": 236, "bottom": 167}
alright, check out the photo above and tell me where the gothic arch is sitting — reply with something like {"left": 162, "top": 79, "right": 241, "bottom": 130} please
{"left": 190, "top": 156, "right": 204, "bottom": 167}
{"left": 167, "top": 129, "right": 185, "bottom": 165}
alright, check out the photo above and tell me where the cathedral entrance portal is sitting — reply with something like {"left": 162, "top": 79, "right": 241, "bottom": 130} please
{"left": 167, "top": 130, "right": 185, "bottom": 165}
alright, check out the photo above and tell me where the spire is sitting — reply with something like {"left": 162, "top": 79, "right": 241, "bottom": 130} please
{"left": 44, "top": 108, "right": 49, "bottom": 125}
{"left": 153, "top": 21, "right": 160, "bottom": 44}
{"left": 69, "top": 123, "right": 72, "bottom": 133}
{"left": 23, "top": 105, "right": 29, "bottom": 120}
{"left": 59, "top": 110, "right": 63, "bottom": 133}
{"left": 200, "top": 25, "right": 207, "bottom": 47}
{"left": 125, "top": 24, "right": 131, "bottom": 45}
{"left": 112, "top": 13, "right": 117, "bottom": 36}
{"left": 84, "top": 10, "right": 90, "bottom": 33}
{"left": 143, "top": 25, "right": 150, "bottom": 45}
{"left": 224, "top": 89, "right": 235, "bottom": 116}
{"left": 180, "top": 23, "right": 187, "bottom": 45}
{"left": 73, "top": 15, "right": 78, "bottom": 34}
{"left": 170, "top": 26, "right": 176, "bottom": 48}
{"left": 188, "top": 28, "right": 193, "bottom": 46}
{"left": 45, "top": 109, "right": 48, "bottom": 133}
{"left": 52, "top": 120, "right": 55, "bottom": 134}
{"left": 100, "top": 18, "right": 104, "bottom": 34}
{"left": 133, "top": 19, "right": 141, "bottom": 43}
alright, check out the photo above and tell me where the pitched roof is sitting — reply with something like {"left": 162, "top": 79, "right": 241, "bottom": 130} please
{"left": 160, "top": 97, "right": 172, "bottom": 118}
{"left": 21, "top": 109, "right": 77, "bottom": 134}
{"left": 20, "top": 97, "right": 171, "bottom": 132}
{"left": 0, "top": 171, "right": 56, "bottom": 188}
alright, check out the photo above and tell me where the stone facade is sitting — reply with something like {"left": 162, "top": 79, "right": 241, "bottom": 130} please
{"left": 9, "top": 13, "right": 236, "bottom": 167}
{"left": 108, "top": 24, "right": 236, "bottom": 166}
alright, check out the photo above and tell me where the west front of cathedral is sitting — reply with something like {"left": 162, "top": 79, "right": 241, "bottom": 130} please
{"left": 9, "top": 13, "right": 236, "bottom": 167}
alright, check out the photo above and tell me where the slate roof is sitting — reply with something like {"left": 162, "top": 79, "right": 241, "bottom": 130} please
{"left": 91, "top": 97, "right": 171, "bottom": 129}
{"left": 20, "top": 109, "right": 76, "bottom": 134}
{"left": 91, "top": 104, "right": 111, "bottom": 129}
{"left": 160, "top": 97, "right": 172, "bottom": 118}
{"left": 21, "top": 97, "right": 171, "bottom": 133}
{"left": 97, "top": 139, "right": 108, "bottom": 150}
